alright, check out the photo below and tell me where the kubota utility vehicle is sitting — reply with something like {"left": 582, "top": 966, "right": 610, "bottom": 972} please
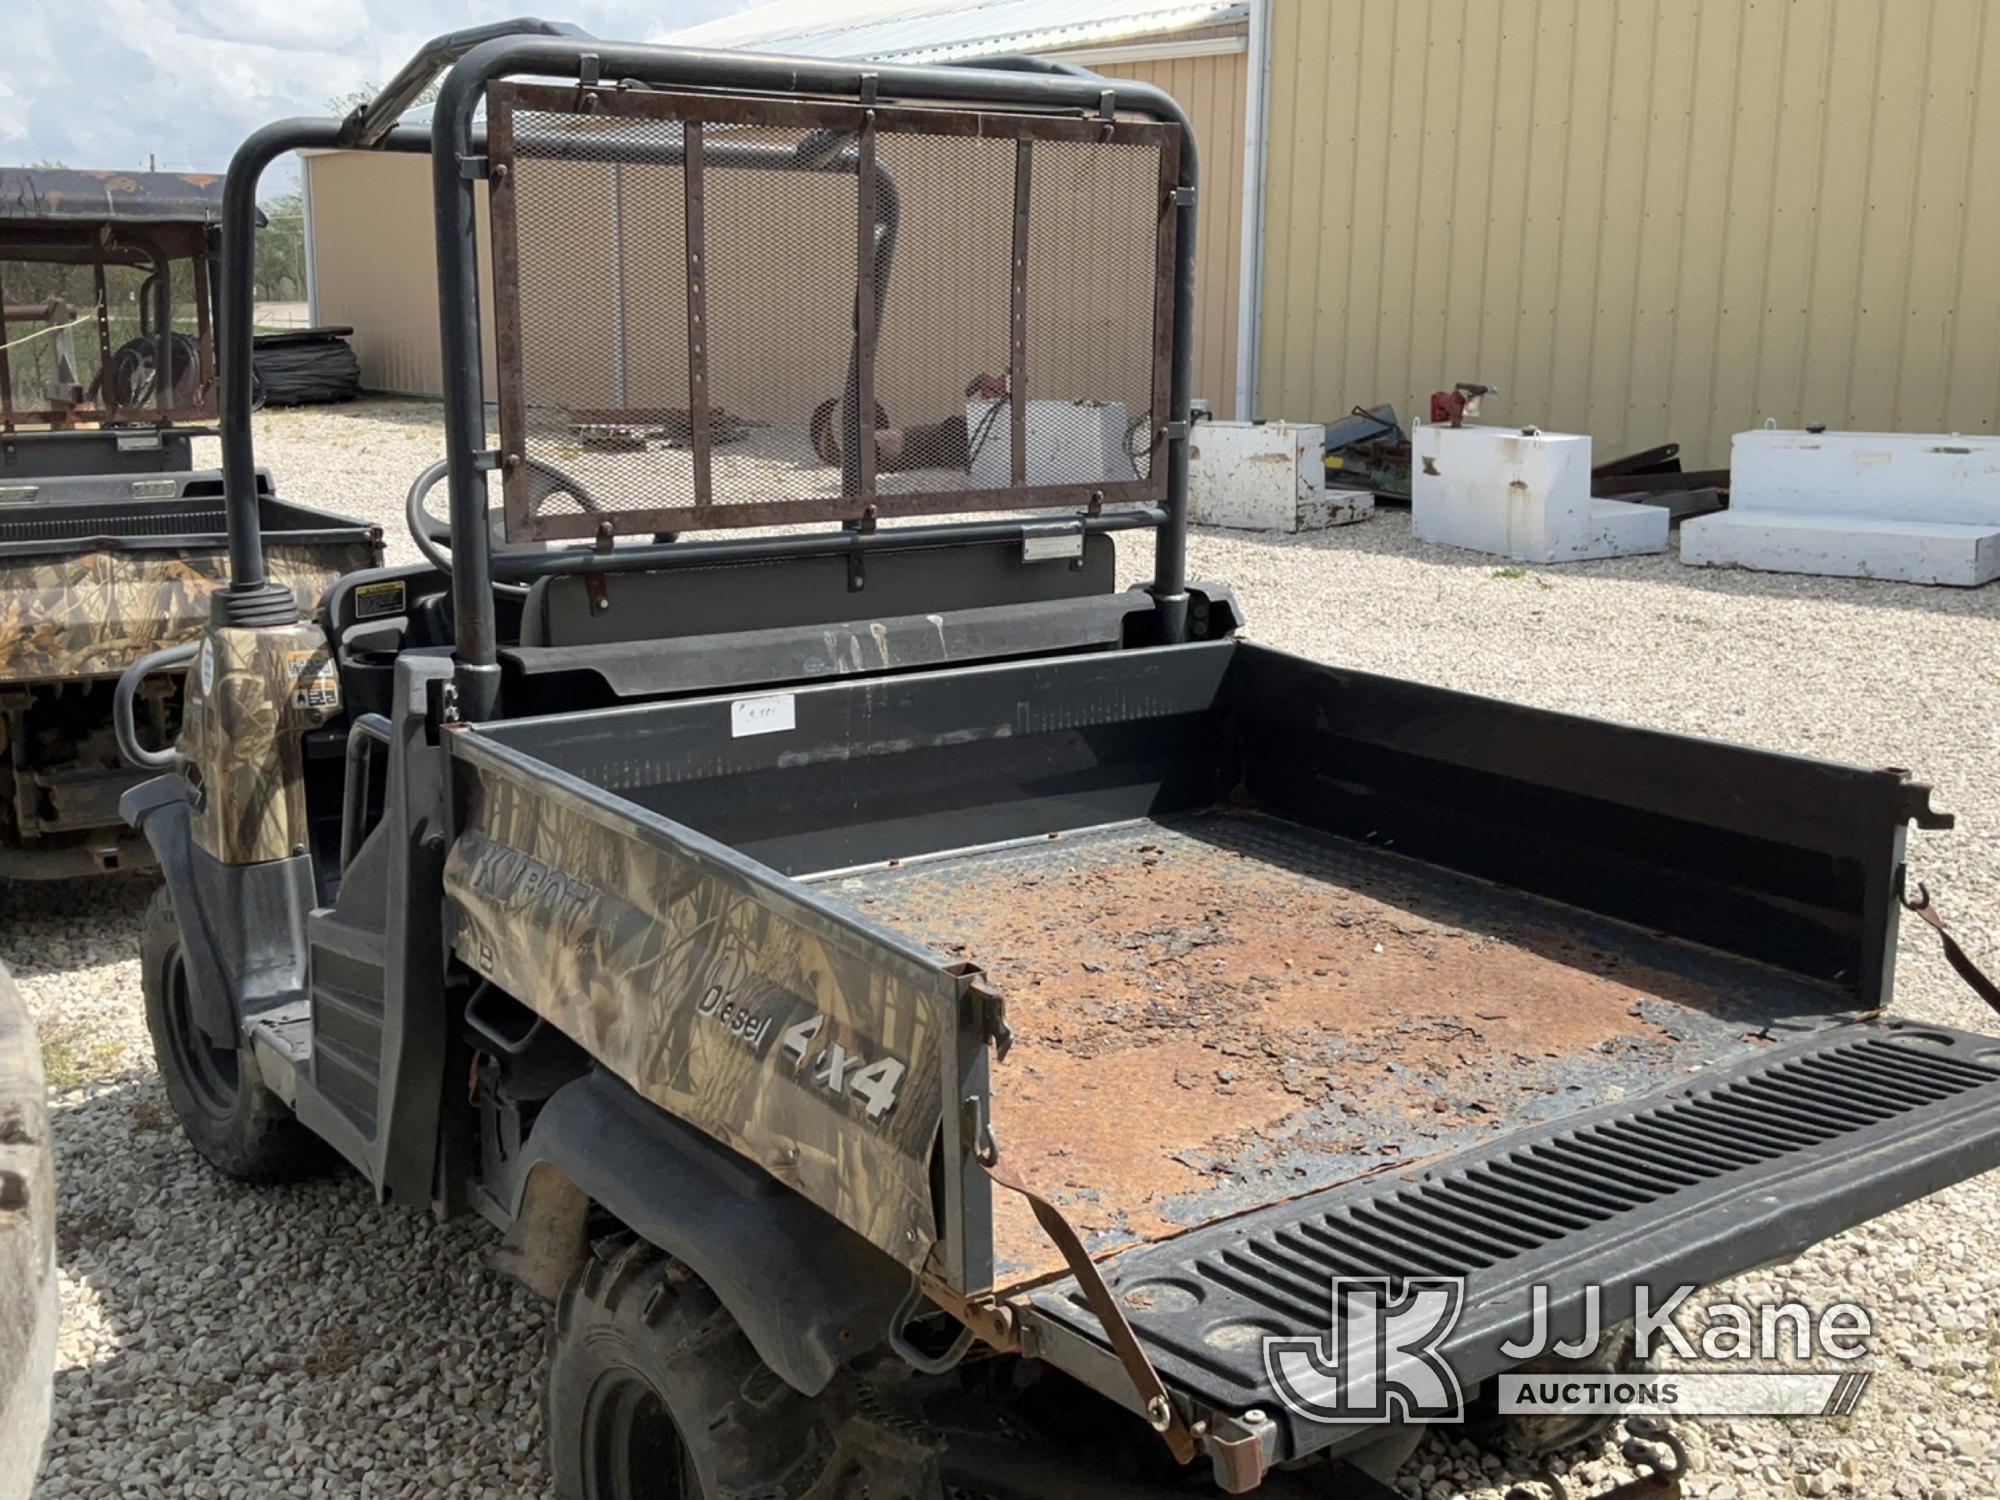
{"left": 118, "top": 19, "right": 2000, "bottom": 1498}
{"left": 0, "top": 167, "right": 378, "bottom": 876}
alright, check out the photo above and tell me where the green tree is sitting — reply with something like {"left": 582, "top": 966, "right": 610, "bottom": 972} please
{"left": 254, "top": 190, "right": 306, "bottom": 304}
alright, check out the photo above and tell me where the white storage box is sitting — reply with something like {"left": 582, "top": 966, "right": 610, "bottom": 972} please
{"left": 1411, "top": 424, "right": 1667, "bottom": 562}
{"left": 1680, "top": 510, "right": 2000, "bottom": 586}
{"left": 1188, "top": 421, "right": 1369, "bottom": 532}
{"left": 1728, "top": 429, "right": 2000, "bottom": 526}
{"left": 1679, "top": 428, "right": 2000, "bottom": 585}
{"left": 966, "top": 399, "right": 1131, "bottom": 487}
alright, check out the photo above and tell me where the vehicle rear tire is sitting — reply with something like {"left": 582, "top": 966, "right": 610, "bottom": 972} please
{"left": 141, "top": 885, "right": 326, "bottom": 1183}
{"left": 546, "top": 1235, "right": 838, "bottom": 1500}
{"left": 1473, "top": 1322, "right": 1647, "bottom": 1458}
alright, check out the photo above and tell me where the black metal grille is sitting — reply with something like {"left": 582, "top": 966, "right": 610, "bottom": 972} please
{"left": 488, "top": 83, "right": 1178, "bottom": 541}
{"left": 1022, "top": 138, "right": 1161, "bottom": 488}
{"left": 1179, "top": 1036, "right": 2000, "bottom": 1324}
{"left": 1024, "top": 1023, "right": 2000, "bottom": 1433}
{"left": 701, "top": 122, "right": 864, "bottom": 515}
{"left": 870, "top": 130, "right": 1013, "bottom": 498}
{"left": 0, "top": 502, "right": 227, "bottom": 543}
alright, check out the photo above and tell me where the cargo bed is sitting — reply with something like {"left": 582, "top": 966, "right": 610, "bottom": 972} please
{"left": 0, "top": 487, "right": 367, "bottom": 563}
{"left": 0, "top": 482, "right": 377, "bottom": 875}
{"left": 0, "top": 487, "right": 378, "bottom": 687}
{"left": 1022, "top": 1012, "right": 2000, "bottom": 1469}
{"left": 822, "top": 809, "right": 1865, "bottom": 1289}
{"left": 448, "top": 636, "right": 2000, "bottom": 1474}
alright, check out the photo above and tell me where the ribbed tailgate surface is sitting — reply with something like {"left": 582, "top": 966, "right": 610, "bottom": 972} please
{"left": 1022, "top": 1020, "right": 2000, "bottom": 1459}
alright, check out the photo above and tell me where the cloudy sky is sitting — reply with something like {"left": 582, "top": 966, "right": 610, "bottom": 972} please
{"left": 1, "top": 1, "right": 757, "bottom": 187}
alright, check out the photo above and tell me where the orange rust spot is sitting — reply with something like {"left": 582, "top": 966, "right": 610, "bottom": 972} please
{"left": 862, "top": 816, "right": 1734, "bottom": 1288}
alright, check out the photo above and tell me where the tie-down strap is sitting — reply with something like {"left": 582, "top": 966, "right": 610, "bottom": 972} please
{"left": 980, "top": 1154, "right": 1198, "bottom": 1464}
{"left": 1904, "top": 882, "right": 2000, "bottom": 1018}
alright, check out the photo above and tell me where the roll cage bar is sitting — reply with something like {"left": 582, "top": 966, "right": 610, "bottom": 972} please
{"left": 213, "top": 18, "right": 1198, "bottom": 721}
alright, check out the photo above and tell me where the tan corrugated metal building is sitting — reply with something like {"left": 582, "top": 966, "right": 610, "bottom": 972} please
{"left": 1255, "top": 0, "right": 2000, "bottom": 466}
{"left": 307, "top": 158, "right": 498, "bottom": 396}
{"left": 306, "top": 0, "right": 2000, "bottom": 464}
{"left": 304, "top": 1, "right": 1251, "bottom": 413}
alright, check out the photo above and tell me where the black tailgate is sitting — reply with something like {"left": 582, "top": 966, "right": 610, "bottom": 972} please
{"left": 1018, "top": 1017, "right": 2000, "bottom": 1464}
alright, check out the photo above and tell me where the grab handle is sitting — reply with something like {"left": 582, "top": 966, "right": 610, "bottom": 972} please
{"left": 113, "top": 641, "right": 199, "bottom": 771}
{"left": 340, "top": 713, "right": 393, "bottom": 872}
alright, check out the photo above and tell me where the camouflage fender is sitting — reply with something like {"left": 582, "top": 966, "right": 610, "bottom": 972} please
{"left": 0, "top": 542, "right": 371, "bottom": 686}
{"left": 180, "top": 622, "right": 342, "bottom": 865}
{"left": 444, "top": 744, "right": 953, "bottom": 1274}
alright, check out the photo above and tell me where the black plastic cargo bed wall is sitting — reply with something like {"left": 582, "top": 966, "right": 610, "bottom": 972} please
{"left": 480, "top": 644, "right": 1242, "bottom": 876}
{"left": 1232, "top": 647, "right": 1946, "bottom": 1006}
{"left": 477, "top": 639, "right": 1945, "bottom": 1004}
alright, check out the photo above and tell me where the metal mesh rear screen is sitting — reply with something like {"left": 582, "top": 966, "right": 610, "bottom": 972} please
{"left": 0, "top": 242, "right": 211, "bottom": 431}
{"left": 489, "top": 84, "right": 1178, "bottom": 541}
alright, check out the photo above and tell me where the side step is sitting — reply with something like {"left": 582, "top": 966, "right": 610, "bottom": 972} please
{"left": 306, "top": 910, "right": 387, "bottom": 1135}
{"left": 1019, "top": 1019, "right": 2000, "bottom": 1470}
{"left": 246, "top": 1000, "right": 312, "bottom": 1107}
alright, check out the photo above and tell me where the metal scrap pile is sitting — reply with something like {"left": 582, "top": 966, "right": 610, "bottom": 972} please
{"left": 571, "top": 407, "right": 757, "bottom": 451}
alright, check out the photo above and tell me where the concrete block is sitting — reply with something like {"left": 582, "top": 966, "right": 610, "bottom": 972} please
{"left": 1411, "top": 424, "right": 1668, "bottom": 562}
{"left": 1679, "top": 510, "right": 2000, "bottom": 586}
{"left": 1731, "top": 429, "right": 2000, "bottom": 526}
{"left": 1188, "top": 421, "right": 1369, "bottom": 531}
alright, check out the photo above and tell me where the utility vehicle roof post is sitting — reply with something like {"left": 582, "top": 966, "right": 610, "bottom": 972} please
{"left": 210, "top": 18, "right": 588, "bottom": 626}
{"left": 211, "top": 121, "right": 422, "bottom": 625}
{"left": 336, "top": 17, "right": 592, "bottom": 150}
{"left": 426, "top": 33, "right": 1200, "bottom": 722}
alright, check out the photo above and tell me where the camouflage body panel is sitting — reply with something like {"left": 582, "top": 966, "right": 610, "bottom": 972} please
{"left": 0, "top": 542, "right": 372, "bottom": 686}
{"left": 444, "top": 739, "right": 954, "bottom": 1274}
{"left": 179, "top": 622, "right": 342, "bottom": 865}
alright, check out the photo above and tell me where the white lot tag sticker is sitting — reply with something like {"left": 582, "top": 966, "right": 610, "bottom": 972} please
{"left": 288, "top": 651, "right": 340, "bottom": 711}
{"left": 198, "top": 640, "right": 216, "bottom": 696}
{"left": 730, "top": 693, "right": 795, "bottom": 738}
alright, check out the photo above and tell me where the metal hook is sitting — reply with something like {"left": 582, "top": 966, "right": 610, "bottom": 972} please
{"left": 886, "top": 1278, "right": 975, "bottom": 1375}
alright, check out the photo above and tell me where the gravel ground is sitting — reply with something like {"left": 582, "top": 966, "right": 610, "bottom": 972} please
{"left": 21, "top": 397, "right": 2000, "bottom": 1498}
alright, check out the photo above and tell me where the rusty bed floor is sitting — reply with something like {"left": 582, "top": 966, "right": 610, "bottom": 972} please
{"left": 816, "top": 811, "right": 1861, "bottom": 1290}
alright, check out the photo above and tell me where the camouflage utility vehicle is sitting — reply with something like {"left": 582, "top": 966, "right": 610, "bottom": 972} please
{"left": 0, "top": 168, "right": 378, "bottom": 876}
{"left": 119, "top": 20, "right": 2000, "bottom": 1498}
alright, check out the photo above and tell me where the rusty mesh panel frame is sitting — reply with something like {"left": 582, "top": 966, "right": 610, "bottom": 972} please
{"left": 0, "top": 222, "right": 216, "bottom": 433}
{"left": 489, "top": 83, "right": 1180, "bottom": 542}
